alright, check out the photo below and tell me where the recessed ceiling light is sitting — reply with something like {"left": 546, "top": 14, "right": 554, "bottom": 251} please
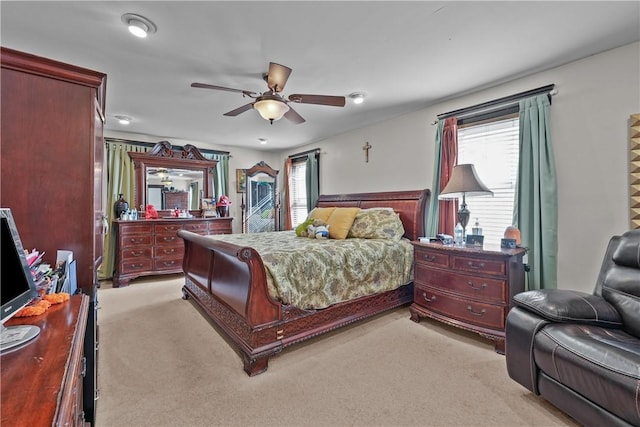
{"left": 115, "top": 115, "right": 131, "bottom": 125}
{"left": 258, "top": 138, "right": 268, "bottom": 145}
{"left": 348, "top": 92, "right": 365, "bottom": 104}
{"left": 121, "top": 13, "right": 157, "bottom": 38}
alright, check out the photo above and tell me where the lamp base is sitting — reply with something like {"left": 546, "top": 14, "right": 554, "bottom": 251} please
{"left": 458, "top": 202, "right": 470, "bottom": 239}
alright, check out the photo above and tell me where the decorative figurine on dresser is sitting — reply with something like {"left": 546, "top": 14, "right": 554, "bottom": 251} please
{"left": 112, "top": 141, "right": 232, "bottom": 287}
{"left": 410, "top": 239, "right": 527, "bottom": 353}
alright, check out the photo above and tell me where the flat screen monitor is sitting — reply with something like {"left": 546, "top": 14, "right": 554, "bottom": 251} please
{"left": 1, "top": 208, "right": 40, "bottom": 353}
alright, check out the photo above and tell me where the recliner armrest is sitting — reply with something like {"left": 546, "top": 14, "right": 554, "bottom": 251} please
{"left": 513, "top": 289, "right": 622, "bottom": 328}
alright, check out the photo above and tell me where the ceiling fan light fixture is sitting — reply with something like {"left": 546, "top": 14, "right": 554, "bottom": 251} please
{"left": 121, "top": 13, "right": 157, "bottom": 38}
{"left": 254, "top": 97, "right": 290, "bottom": 123}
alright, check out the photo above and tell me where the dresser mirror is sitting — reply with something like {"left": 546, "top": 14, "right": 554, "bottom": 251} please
{"left": 243, "top": 161, "right": 279, "bottom": 233}
{"left": 129, "top": 141, "right": 218, "bottom": 215}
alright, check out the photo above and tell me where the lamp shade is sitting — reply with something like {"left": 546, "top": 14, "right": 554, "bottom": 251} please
{"left": 253, "top": 96, "right": 290, "bottom": 122}
{"left": 438, "top": 164, "right": 494, "bottom": 199}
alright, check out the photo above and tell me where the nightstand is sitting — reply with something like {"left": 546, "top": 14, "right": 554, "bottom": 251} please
{"left": 409, "top": 242, "right": 526, "bottom": 353}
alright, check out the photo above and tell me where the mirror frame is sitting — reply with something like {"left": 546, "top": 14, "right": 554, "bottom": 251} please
{"left": 129, "top": 141, "right": 218, "bottom": 215}
{"left": 242, "top": 161, "right": 279, "bottom": 232}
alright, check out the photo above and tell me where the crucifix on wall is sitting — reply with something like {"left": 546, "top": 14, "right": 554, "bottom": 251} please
{"left": 362, "top": 141, "right": 372, "bottom": 163}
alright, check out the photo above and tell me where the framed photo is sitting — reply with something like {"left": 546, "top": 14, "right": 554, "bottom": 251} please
{"left": 466, "top": 234, "right": 484, "bottom": 247}
{"left": 236, "top": 169, "right": 246, "bottom": 193}
{"left": 201, "top": 198, "right": 217, "bottom": 217}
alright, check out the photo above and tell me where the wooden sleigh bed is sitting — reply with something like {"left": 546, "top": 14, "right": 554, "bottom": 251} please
{"left": 178, "top": 189, "right": 430, "bottom": 376}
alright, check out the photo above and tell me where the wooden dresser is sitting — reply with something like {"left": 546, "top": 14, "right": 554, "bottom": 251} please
{"left": 410, "top": 242, "right": 526, "bottom": 353}
{"left": 1, "top": 295, "right": 89, "bottom": 426}
{"left": 113, "top": 217, "right": 233, "bottom": 287}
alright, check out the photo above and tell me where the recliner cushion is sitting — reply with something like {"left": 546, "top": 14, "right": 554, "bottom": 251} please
{"left": 513, "top": 289, "right": 622, "bottom": 327}
{"left": 533, "top": 323, "right": 640, "bottom": 427}
{"left": 602, "top": 230, "right": 640, "bottom": 338}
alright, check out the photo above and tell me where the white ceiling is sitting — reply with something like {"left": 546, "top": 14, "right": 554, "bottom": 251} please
{"left": 2, "top": 1, "right": 639, "bottom": 151}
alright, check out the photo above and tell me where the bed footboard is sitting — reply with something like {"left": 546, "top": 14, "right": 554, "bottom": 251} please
{"left": 178, "top": 230, "right": 282, "bottom": 375}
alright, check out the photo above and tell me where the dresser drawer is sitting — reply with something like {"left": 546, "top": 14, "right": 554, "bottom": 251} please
{"left": 120, "top": 247, "right": 153, "bottom": 260}
{"left": 120, "top": 234, "right": 153, "bottom": 248}
{"left": 209, "top": 220, "right": 232, "bottom": 234}
{"left": 118, "top": 222, "right": 153, "bottom": 235}
{"left": 415, "top": 264, "right": 506, "bottom": 303}
{"left": 154, "top": 223, "right": 183, "bottom": 234}
{"left": 119, "top": 259, "right": 152, "bottom": 274}
{"left": 155, "top": 234, "right": 181, "bottom": 246}
{"left": 153, "top": 257, "right": 182, "bottom": 271}
{"left": 452, "top": 255, "right": 506, "bottom": 276}
{"left": 153, "top": 245, "right": 184, "bottom": 258}
{"left": 414, "top": 247, "right": 449, "bottom": 268}
{"left": 183, "top": 221, "right": 208, "bottom": 233}
{"left": 415, "top": 285, "right": 506, "bottom": 330}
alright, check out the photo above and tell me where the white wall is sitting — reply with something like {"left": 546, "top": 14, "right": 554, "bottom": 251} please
{"left": 104, "top": 130, "right": 279, "bottom": 233}
{"left": 278, "top": 42, "right": 640, "bottom": 293}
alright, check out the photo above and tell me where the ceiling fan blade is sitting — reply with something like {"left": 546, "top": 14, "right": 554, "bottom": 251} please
{"left": 284, "top": 106, "right": 306, "bottom": 124}
{"left": 266, "top": 62, "right": 292, "bottom": 92}
{"left": 223, "top": 103, "right": 254, "bottom": 117}
{"left": 288, "top": 94, "right": 346, "bottom": 107}
{"left": 191, "top": 82, "right": 256, "bottom": 97}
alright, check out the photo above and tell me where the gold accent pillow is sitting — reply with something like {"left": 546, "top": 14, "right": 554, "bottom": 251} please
{"left": 308, "top": 207, "right": 336, "bottom": 223}
{"left": 347, "top": 208, "right": 405, "bottom": 241}
{"left": 326, "top": 207, "right": 361, "bottom": 240}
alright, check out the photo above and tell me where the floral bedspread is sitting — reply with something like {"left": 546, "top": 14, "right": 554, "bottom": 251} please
{"left": 206, "top": 231, "right": 414, "bottom": 309}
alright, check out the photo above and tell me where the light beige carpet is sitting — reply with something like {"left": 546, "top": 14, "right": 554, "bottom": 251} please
{"left": 95, "top": 275, "right": 578, "bottom": 427}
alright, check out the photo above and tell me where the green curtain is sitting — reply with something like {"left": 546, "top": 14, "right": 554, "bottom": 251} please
{"left": 98, "top": 142, "right": 149, "bottom": 280}
{"left": 426, "top": 120, "right": 445, "bottom": 236}
{"left": 514, "top": 94, "right": 558, "bottom": 290}
{"left": 204, "top": 153, "right": 230, "bottom": 199}
{"left": 305, "top": 152, "right": 319, "bottom": 211}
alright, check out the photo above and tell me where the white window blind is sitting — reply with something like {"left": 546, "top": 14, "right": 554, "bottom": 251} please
{"left": 457, "top": 116, "right": 519, "bottom": 247}
{"left": 289, "top": 160, "right": 308, "bottom": 227}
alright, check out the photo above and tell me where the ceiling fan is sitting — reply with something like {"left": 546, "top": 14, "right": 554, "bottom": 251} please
{"left": 191, "top": 62, "right": 346, "bottom": 124}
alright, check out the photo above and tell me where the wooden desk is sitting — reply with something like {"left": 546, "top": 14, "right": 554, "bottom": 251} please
{"left": 1, "top": 295, "right": 89, "bottom": 426}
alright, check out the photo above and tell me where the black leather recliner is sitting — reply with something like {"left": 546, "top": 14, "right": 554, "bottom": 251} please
{"left": 505, "top": 229, "right": 640, "bottom": 427}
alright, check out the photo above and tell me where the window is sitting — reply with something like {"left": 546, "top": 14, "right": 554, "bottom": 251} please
{"left": 288, "top": 159, "right": 308, "bottom": 227}
{"left": 457, "top": 115, "right": 519, "bottom": 247}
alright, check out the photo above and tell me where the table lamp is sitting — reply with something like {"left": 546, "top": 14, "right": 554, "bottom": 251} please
{"left": 438, "top": 164, "right": 493, "bottom": 239}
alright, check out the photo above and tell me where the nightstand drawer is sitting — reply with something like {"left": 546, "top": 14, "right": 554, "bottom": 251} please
{"left": 452, "top": 255, "right": 507, "bottom": 276}
{"left": 414, "top": 247, "right": 449, "bottom": 268}
{"left": 414, "top": 263, "right": 506, "bottom": 303}
{"left": 415, "top": 285, "right": 506, "bottom": 330}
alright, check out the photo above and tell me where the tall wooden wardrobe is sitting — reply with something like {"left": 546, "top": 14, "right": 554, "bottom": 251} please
{"left": 0, "top": 46, "right": 106, "bottom": 425}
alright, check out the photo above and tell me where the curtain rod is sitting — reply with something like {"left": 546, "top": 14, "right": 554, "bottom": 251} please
{"left": 288, "top": 148, "right": 320, "bottom": 159}
{"left": 432, "top": 84, "right": 557, "bottom": 125}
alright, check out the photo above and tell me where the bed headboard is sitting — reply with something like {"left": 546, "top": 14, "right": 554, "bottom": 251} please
{"left": 315, "top": 189, "right": 430, "bottom": 241}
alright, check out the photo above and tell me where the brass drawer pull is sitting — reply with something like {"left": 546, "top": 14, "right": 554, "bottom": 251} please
{"left": 129, "top": 238, "right": 143, "bottom": 244}
{"left": 163, "top": 236, "right": 176, "bottom": 242}
{"left": 422, "top": 292, "right": 436, "bottom": 303}
{"left": 129, "top": 250, "right": 144, "bottom": 257}
{"left": 467, "top": 281, "right": 487, "bottom": 291}
{"left": 467, "top": 306, "right": 486, "bottom": 316}
{"left": 467, "top": 261, "right": 485, "bottom": 269}
{"left": 162, "top": 260, "right": 175, "bottom": 266}
{"left": 422, "top": 254, "right": 437, "bottom": 262}
{"left": 162, "top": 248, "right": 175, "bottom": 255}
